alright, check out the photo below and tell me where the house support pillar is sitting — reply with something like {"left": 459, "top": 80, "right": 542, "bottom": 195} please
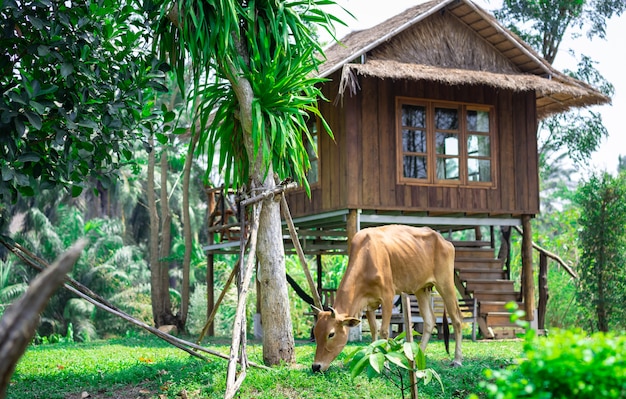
{"left": 521, "top": 215, "right": 535, "bottom": 322}
{"left": 346, "top": 209, "right": 360, "bottom": 254}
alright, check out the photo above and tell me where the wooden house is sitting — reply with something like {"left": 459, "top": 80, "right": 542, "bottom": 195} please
{"left": 206, "top": 0, "right": 608, "bottom": 338}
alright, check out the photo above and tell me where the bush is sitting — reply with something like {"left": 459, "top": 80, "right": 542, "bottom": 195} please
{"left": 474, "top": 329, "right": 626, "bottom": 399}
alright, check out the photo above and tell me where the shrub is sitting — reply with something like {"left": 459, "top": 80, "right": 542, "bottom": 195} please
{"left": 473, "top": 329, "right": 626, "bottom": 399}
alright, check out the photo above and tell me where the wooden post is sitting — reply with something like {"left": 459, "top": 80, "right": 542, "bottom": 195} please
{"left": 537, "top": 253, "right": 548, "bottom": 330}
{"left": 316, "top": 255, "right": 323, "bottom": 296}
{"left": 206, "top": 243, "right": 215, "bottom": 337}
{"left": 401, "top": 293, "right": 418, "bottom": 399}
{"left": 346, "top": 209, "right": 359, "bottom": 254}
{"left": 521, "top": 215, "right": 535, "bottom": 322}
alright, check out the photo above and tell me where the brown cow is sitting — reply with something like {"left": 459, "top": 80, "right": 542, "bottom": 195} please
{"left": 311, "top": 225, "right": 463, "bottom": 372}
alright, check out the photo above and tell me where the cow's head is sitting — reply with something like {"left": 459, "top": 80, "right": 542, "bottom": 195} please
{"left": 311, "top": 307, "right": 361, "bottom": 372}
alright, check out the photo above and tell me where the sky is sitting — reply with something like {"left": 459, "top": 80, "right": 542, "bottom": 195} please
{"left": 326, "top": 0, "right": 626, "bottom": 177}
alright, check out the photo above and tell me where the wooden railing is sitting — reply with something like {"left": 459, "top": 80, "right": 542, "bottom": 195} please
{"left": 512, "top": 226, "right": 578, "bottom": 330}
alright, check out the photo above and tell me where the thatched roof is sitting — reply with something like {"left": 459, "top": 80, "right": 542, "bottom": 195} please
{"left": 319, "top": 0, "right": 609, "bottom": 118}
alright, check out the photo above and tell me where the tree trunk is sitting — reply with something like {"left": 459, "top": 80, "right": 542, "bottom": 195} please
{"left": 181, "top": 129, "right": 199, "bottom": 328}
{"left": 158, "top": 148, "right": 175, "bottom": 327}
{"left": 225, "top": 38, "right": 295, "bottom": 365}
{"left": 148, "top": 141, "right": 174, "bottom": 328}
{"left": 256, "top": 172, "right": 295, "bottom": 365}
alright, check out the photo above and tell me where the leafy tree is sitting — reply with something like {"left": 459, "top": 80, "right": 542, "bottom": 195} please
{"left": 0, "top": 0, "right": 166, "bottom": 205}
{"left": 575, "top": 171, "right": 626, "bottom": 331}
{"left": 495, "top": 0, "right": 624, "bottom": 172}
{"left": 155, "top": 0, "right": 345, "bottom": 365}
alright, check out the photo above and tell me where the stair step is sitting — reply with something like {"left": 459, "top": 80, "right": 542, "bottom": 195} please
{"left": 458, "top": 269, "right": 505, "bottom": 280}
{"left": 454, "top": 258, "right": 503, "bottom": 270}
{"left": 454, "top": 247, "right": 495, "bottom": 259}
{"left": 473, "top": 290, "right": 520, "bottom": 302}
{"left": 466, "top": 280, "right": 515, "bottom": 292}
{"left": 479, "top": 301, "right": 522, "bottom": 314}
{"left": 490, "top": 327, "right": 525, "bottom": 339}
{"left": 485, "top": 312, "right": 519, "bottom": 327}
{"left": 450, "top": 240, "right": 492, "bottom": 248}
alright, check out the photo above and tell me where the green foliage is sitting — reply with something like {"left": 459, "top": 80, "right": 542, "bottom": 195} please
{"left": 155, "top": 0, "right": 348, "bottom": 193}
{"left": 473, "top": 329, "right": 626, "bottom": 399}
{"left": 574, "top": 171, "right": 626, "bottom": 331}
{"left": 345, "top": 332, "right": 443, "bottom": 398}
{"left": 0, "top": 0, "right": 166, "bottom": 202}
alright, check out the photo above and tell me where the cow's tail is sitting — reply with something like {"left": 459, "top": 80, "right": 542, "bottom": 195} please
{"left": 443, "top": 307, "right": 450, "bottom": 355}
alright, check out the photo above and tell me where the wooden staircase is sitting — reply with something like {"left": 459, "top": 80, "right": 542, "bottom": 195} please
{"left": 453, "top": 242, "right": 524, "bottom": 339}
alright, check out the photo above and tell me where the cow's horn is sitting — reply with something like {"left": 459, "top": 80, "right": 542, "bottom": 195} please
{"left": 329, "top": 306, "right": 337, "bottom": 318}
{"left": 311, "top": 305, "right": 323, "bottom": 315}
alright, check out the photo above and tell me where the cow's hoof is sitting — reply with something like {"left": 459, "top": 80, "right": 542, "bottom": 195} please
{"left": 451, "top": 360, "right": 462, "bottom": 367}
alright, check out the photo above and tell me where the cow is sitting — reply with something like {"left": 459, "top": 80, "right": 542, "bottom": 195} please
{"left": 311, "top": 225, "right": 463, "bottom": 372}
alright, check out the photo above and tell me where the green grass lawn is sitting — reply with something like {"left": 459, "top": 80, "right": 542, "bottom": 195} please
{"left": 7, "top": 334, "right": 522, "bottom": 399}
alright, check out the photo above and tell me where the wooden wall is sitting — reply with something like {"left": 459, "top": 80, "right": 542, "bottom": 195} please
{"left": 285, "top": 72, "right": 540, "bottom": 218}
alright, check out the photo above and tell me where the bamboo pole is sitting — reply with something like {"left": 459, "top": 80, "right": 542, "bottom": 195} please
{"left": 225, "top": 202, "right": 263, "bottom": 399}
{"left": 280, "top": 195, "right": 323, "bottom": 310}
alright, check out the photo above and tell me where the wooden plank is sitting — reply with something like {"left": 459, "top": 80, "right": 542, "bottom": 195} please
{"left": 498, "top": 90, "right": 516, "bottom": 213}
{"left": 526, "top": 91, "right": 540, "bottom": 214}
{"left": 360, "top": 77, "right": 381, "bottom": 207}
{"left": 378, "top": 79, "right": 396, "bottom": 207}
{"left": 345, "top": 75, "right": 361, "bottom": 208}
{"left": 513, "top": 94, "right": 529, "bottom": 212}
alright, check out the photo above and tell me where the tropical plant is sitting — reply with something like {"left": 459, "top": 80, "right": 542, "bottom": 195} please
{"left": 473, "top": 329, "right": 626, "bottom": 399}
{"left": 345, "top": 331, "right": 443, "bottom": 399}
{"left": 153, "top": 0, "right": 348, "bottom": 365}
{"left": 574, "top": 171, "right": 626, "bottom": 332}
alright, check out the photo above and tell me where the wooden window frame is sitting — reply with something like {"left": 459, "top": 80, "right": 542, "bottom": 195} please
{"left": 396, "top": 97, "right": 497, "bottom": 188}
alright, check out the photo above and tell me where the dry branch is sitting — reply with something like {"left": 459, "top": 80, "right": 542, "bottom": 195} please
{"left": 0, "top": 239, "right": 87, "bottom": 399}
{"left": 0, "top": 238, "right": 270, "bottom": 372}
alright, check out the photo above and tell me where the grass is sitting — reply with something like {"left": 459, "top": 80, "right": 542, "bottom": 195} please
{"left": 8, "top": 334, "right": 522, "bottom": 399}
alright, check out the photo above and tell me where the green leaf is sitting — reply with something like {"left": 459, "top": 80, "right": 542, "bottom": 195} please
{"left": 385, "top": 352, "right": 411, "bottom": 370}
{"left": 369, "top": 352, "right": 385, "bottom": 374}
{"left": 164, "top": 111, "right": 175, "bottom": 123}
{"left": 350, "top": 351, "right": 370, "bottom": 380}
{"left": 25, "top": 111, "right": 42, "bottom": 130}
{"left": 71, "top": 185, "right": 83, "bottom": 197}
{"left": 18, "top": 153, "right": 41, "bottom": 163}
{"left": 156, "top": 133, "right": 168, "bottom": 145}
{"left": 61, "top": 62, "right": 74, "bottom": 78}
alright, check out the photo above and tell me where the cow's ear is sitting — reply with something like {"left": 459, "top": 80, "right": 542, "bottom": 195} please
{"left": 342, "top": 317, "right": 361, "bottom": 328}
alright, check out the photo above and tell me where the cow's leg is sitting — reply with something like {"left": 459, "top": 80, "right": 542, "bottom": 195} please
{"left": 437, "top": 285, "right": 463, "bottom": 366}
{"left": 378, "top": 296, "right": 394, "bottom": 340}
{"left": 365, "top": 309, "right": 378, "bottom": 341}
{"left": 415, "top": 288, "right": 435, "bottom": 352}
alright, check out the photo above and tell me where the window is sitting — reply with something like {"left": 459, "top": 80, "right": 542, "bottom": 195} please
{"left": 305, "top": 116, "right": 319, "bottom": 185}
{"left": 398, "top": 98, "right": 494, "bottom": 186}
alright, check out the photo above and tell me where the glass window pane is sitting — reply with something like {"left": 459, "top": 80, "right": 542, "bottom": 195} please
{"left": 402, "top": 104, "right": 426, "bottom": 128}
{"left": 467, "top": 110, "right": 489, "bottom": 132}
{"left": 467, "top": 134, "right": 490, "bottom": 156}
{"left": 435, "top": 107, "right": 458, "bottom": 130}
{"left": 468, "top": 159, "right": 491, "bottom": 182}
{"left": 436, "top": 157, "right": 459, "bottom": 180}
{"left": 403, "top": 155, "right": 427, "bottom": 179}
{"left": 436, "top": 132, "right": 458, "bottom": 155}
{"left": 403, "top": 129, "right": 427, "bottom": 153}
